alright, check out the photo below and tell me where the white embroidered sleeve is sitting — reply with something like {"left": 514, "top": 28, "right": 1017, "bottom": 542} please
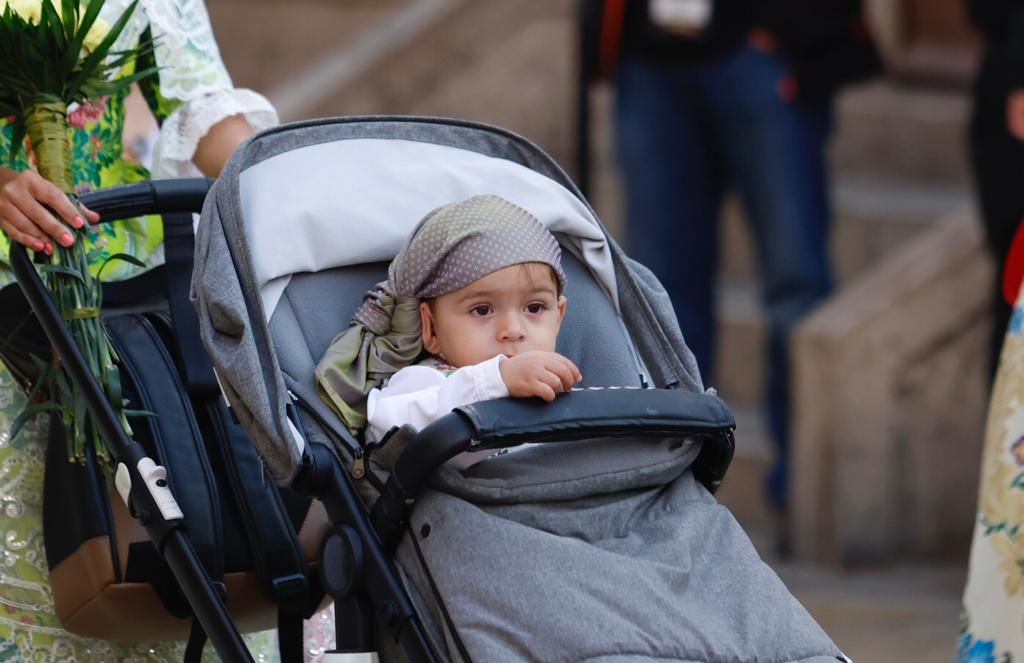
{"left": 150, "top": 89, "right": 278, "bottom": 178}
{"left": 140, "top": 0, "right": 279, "bottom": 178}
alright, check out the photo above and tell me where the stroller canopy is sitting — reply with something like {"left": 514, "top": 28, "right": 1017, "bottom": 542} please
{"left": 193, "top": 117, "right": 703, "bottom": 484}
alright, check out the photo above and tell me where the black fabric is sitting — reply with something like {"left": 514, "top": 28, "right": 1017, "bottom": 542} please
{"left": 107, "top": 314, "right": 225, "bottom": 584}
{"left": 202, "top": 396, "right": 310, "bottom": 605}
{"left": 620, "top": 0, "right": 747, "bottom": 64}
{"left": 163, "top": 212, "right": 220, "bottom": 396}
{"left": 0, "top": 283, "right": 50, "bottom": 388}
{"left": 125, "top": 541, "right": 192, "bottom": 619}
{"left": 184, "top": 620, "right": 208, "bottom": 663}
{"left": 615, "top": 0, "right": 881, "bottom": 102}
{"left": 41, "top": 412, "right": 119, "bottom": 573}
{"left": 969, "top": 0, "right": 1024, "bottom": 87}
{"left": 145, "top": 303, "right": 319, "bottom": 616}
{"left": 970, "top": 51, "right": 1024, "bottom": 374}
{"left": 278, "top": 610, "right": 305, "bottom": 663}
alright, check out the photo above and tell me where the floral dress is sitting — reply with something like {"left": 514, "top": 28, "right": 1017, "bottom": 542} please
{"left": 961, "top": 290, "right": 1024, "bottom": 663}
{"left": 0, "top": 1, "right": 334, "bottom": 660}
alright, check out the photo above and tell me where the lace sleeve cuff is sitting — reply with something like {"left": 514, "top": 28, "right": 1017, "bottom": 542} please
{"left": 150, "top": 88, "right": 279, "bottom": 179}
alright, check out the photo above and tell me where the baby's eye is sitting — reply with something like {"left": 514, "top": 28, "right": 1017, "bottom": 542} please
{"left": 525, "top": 302, "right": 548, "bottom": 314}
{"left": 470, "top": 304, "right": 493, "bottom": 316}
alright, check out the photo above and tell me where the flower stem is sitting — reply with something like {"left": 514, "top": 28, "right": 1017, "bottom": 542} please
{"left": 24, "top": 100, "right": 124, "bottom": 467}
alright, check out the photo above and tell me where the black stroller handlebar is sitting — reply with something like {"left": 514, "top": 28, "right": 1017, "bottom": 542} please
{"left": 370, "top": 389, "right": 737, "bottom": 552}
{"left": 79, "top": 178, "right": 214, "bottom": 220}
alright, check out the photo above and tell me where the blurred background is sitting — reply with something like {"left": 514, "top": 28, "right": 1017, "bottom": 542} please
{"left": 128, "top": 1, "right": 997, "bottom": 659}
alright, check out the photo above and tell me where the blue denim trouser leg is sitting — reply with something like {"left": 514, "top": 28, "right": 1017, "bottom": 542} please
{"left": 615, "top": 57, "right": 724, "bottom": 383}
{"left": 615, "top": 45, "right": 833, "bottom": 508}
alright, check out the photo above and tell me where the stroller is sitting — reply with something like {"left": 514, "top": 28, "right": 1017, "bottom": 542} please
{"left": 12, "top": 116, "right": 846, "bottom": 662}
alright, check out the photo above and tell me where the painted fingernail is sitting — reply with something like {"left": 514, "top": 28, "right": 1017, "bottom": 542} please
{"left": 32, "top": 240, "right": 44, "bottom": 252}
{"left": 60, "top": 233, "right": 73, "bottom": 247}
{"left": 73, "top": 216, "right": 84, "bottom": 228}
{"left": 44, "top": 243, "right": 53, "bottom": 255}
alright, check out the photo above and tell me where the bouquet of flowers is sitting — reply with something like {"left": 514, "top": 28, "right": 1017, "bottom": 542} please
{"left": 0, "top": 0, "right": 156, "bottom": 464}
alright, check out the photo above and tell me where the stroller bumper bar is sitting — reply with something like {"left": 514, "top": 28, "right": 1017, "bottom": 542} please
{"left": 371, "top": 389, "right": 736, "bottom": 552}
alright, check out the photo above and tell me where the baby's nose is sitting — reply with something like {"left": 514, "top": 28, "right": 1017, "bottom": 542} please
{"left": 498, "top": 313, "right": 526, "bottom": 341}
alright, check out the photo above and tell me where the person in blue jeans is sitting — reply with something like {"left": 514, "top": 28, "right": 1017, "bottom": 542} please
{"left": 613, "top": 0, "right": 880, "bottom": 520}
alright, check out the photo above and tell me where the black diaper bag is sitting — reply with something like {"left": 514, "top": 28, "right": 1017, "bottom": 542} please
{"left": 0, "top": 213, "right": 328, "bottom": 660}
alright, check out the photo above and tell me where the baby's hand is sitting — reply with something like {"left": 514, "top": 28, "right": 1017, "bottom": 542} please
{"left": 499, "top": 351, "right": 582, "bottom": 402}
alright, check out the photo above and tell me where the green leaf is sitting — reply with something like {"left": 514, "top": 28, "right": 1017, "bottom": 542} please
{"left": 123, "top": 409, "right": 157, "bottom": 419}
{"left": 105, "top": 361, "right": 122, "bottom": 413}
{"left": 95, "top": 252, "right": 146, "bottom": 281}
{"left": 65, "top": 0, "right": 101, "bottom": 71}
{"left": 24, "top": 358, "right": 55, "bottom": 405}
{"left": 61, "top": 0, "right": 77, "bottom": 42}
{"left": 7, "top": 121, "right": 26, "bottom": 166}
{"left": 9, "top": 402, "right": 60, "bottom": 442}
{"left": 38, "top": 263, "right": 87, "bottom": 284}
{"left": 68, "top": 0, "right": 139, "bottom": 94}
{"left": 40, "top": 1, "right": 67, "bottom": 54}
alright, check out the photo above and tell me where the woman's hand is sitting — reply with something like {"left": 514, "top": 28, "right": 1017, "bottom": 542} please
{"left": 0, "top": 168, "right": 99, "bottom": 254}
{"left": 499, "top": 351, "right": 582, "bottom": 402}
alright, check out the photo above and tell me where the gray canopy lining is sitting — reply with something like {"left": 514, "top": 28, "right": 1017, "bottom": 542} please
{"left": 237, "top": 138, "right": 616, "bottom": 321}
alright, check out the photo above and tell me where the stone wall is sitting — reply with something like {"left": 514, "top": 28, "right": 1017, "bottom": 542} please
{"left": 792, "top": 212, "right": 993, "bottom": 564}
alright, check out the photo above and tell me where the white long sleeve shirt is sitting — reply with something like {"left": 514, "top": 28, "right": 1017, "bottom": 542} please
{"left": 366, "top": 355, "right": 512, "bottom": 470}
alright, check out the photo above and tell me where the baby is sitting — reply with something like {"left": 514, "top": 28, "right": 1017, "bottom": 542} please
{"left": 316, "top": 194, "right": 581, "bottom": 468}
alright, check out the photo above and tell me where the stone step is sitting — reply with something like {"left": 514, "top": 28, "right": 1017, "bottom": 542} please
{"left": 712, "top": 180, "right": 971, "bottom": 409}
{"left": 831, "top": 81, "right": 971, "bottom": 187}
{"left": 719, "top": 177, "right": 971, "bottom": 285}
{"left": 780, "top": 563, "right": 965, "bottom": 662}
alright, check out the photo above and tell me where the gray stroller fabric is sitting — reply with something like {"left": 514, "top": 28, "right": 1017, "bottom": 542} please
{"left": 191, "top": 117, "right": 844, "bottom": 662}
{"left": 397, "top": 462, "right": 839, "bottom": 662}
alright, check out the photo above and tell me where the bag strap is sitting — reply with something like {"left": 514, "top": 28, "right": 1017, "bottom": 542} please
{"left": 184, "top": 619, "right": 208, "bottom": 663}
{"left": 106, "top": 314, "right": 226, "bottom": 601}
{"left": 163, "top": 212, "right": 220, "bottom": 397}
{"left": 163, "top": 211, "right": 316, "bottom": 660}
{"left": 278, "top": 610, "right": 305, "bottom": 663}
{"left": 204, "top": 399, "right": 311, "bottom": 606}
{"left": 205, "top": 396, "right": 320, "bottom": 663}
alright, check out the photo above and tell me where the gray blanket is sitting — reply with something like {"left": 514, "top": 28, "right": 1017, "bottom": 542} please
{"left": 385, "top": 439, "right": 845, "bottom": 663}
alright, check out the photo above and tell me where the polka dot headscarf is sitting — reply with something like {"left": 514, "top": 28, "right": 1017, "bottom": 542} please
{"left": 316, "top": 194, "right": 566, "bottom": 432}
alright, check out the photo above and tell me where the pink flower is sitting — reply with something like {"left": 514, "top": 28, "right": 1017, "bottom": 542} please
{"left": 67, "top": 98, "right": 109, "bottom": 129}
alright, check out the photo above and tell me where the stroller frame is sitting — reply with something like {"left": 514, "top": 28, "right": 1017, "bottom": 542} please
{"left": 11, "top": 143, "right": 737, "bottom": 661}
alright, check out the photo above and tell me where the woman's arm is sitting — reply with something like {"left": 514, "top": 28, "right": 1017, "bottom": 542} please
{"left": 191, "top": 113, "right": 253, "bottom": 178}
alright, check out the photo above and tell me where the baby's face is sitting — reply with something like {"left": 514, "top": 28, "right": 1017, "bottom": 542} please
{"left": 420, "top": 263, "right": 567, "bottom": 368}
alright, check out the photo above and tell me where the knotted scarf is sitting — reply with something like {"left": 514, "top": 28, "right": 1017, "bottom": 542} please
{"left": 315, "top": 194, "right": 566, "bottom": 432}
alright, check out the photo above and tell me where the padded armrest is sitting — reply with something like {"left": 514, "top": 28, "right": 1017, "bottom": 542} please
{"left": 370, "top": 389, "right": 736, "bottom": 551}
{"left": 457, "top": 388, "right": 734, "bottom": 447}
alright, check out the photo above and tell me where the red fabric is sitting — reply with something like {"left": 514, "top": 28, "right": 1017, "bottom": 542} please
{"left": 599, "top": 0, "right": 626, "bottom": 80}
{"left": 1003, "top": 218, "right": 1024, "bottom": 304}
